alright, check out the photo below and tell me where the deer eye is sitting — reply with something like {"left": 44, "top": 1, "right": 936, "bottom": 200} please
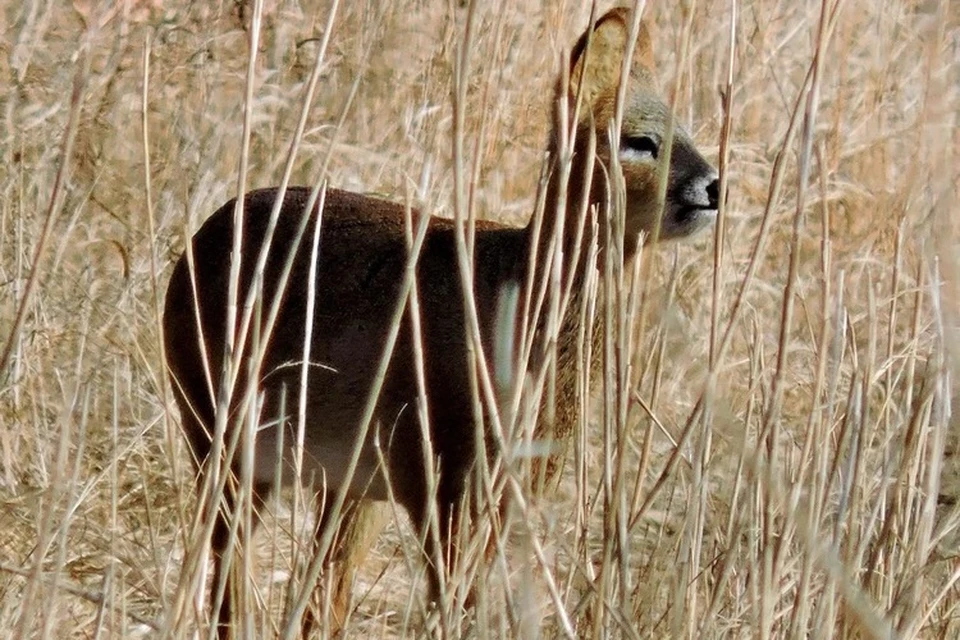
{"left": 621, "top": 134, "right": 660, "bottom": 160}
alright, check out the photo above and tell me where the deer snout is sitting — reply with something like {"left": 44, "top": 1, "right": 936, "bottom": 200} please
{"left": 659, "top": 167, "right": 719, "bottom": 240}
{"left": 678, "top": 172, "right": 719, "bottom": 212}
{"left": 706, "top": 176, "right": 719, "bottom": 210}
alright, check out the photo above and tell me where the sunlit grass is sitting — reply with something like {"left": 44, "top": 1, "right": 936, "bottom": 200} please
{"left": 0, "top": 0, "right": 957, "bottom": 637}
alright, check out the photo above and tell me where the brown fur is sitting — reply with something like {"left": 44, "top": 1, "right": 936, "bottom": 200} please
{"left": 162, "top": 7, "right": 718, "bottom": 635}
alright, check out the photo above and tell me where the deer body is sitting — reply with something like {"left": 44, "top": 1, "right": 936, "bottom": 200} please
{"left": 163, "top": 8, "right": 719, "bottom": 633}
{"left": 166, "top": 187, "right": 527, "bottom": 506}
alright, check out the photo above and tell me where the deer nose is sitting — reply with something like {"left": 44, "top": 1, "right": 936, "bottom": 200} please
{"left": 706, "top": 177, "right": 719, "bottom": 209}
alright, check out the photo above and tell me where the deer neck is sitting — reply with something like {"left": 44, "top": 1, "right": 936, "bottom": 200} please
{"left": 526, "top": 130, "right": 639, "bottom": 307}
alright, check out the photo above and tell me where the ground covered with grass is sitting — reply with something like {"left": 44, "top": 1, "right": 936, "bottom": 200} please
{"left": 1, "top": 0, "right": 958, "bottom": 637}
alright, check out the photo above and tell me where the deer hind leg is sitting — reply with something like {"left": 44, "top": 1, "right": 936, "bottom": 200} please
{"left": 209, "top": 478, "right": 274, "bottom": 640}
{"left": 302, "top": 495, "right": 387, "bottom": 636}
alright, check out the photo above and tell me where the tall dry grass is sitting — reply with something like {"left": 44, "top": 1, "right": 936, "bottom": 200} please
{"left": 0, "top": 0, "right": 958, "bottom": 638}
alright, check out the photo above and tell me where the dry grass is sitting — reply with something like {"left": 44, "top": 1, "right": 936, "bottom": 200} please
{"left": 1, "top": 0, "right": 958, "bottom": 638}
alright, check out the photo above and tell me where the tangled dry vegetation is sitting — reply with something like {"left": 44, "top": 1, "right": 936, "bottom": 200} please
{"left": 1, "top": 0, "right": 958, "bottom": 638}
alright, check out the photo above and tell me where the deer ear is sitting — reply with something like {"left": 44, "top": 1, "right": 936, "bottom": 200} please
{"left": 569, "top": 9, "right": 656, "bottom": 109}
{"left": 634, "top": 20, "right": 655, "bottom": 72}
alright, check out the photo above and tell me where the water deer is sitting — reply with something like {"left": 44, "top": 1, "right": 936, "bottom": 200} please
{"left": 163, "top": 6, "right": 719, "bottom": 634}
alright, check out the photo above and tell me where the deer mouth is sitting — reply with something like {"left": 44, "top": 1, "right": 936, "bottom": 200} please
{"left": 658, "top": 204, "right": 717, "bottom": 240}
